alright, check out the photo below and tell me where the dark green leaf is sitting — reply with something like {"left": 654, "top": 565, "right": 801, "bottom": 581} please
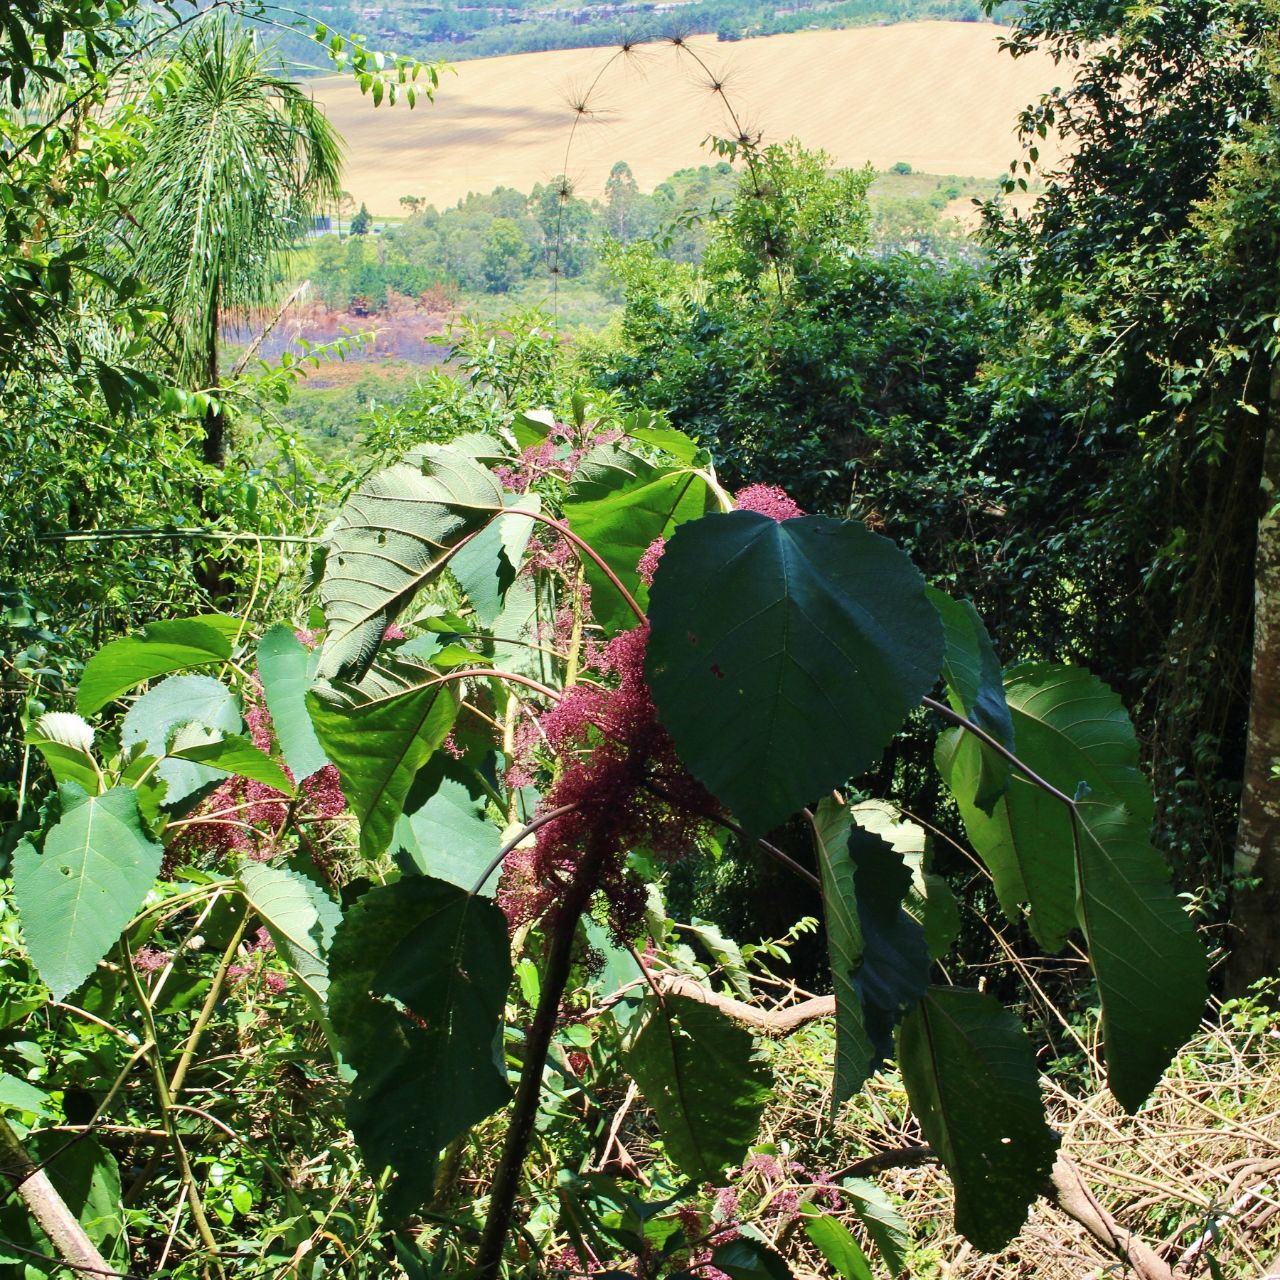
{"left": 314, "top": 446, "right": 504, "bottom": 681}
{"left": 622, "top": 992, "right": 772, "bottom": 1182}
{"left": 13, "top": 786, "right": 164, "bottom": 1000}
{"left": 1074, "top": 794, "right": 1207, "bottom": 1110}
{"left": 812, "top": 797, "right": 876, "bottom": 1108}
{"left": 683, "top": 917, "right": 751, "bottom": 999}
{"left": 847, "top": 822, "right": 930, "bottom": 1068}
{"left": 565, "top": 444, "right": 709, "bottom": 634}
{"left": 258, "top": 625, "right": 329, "bottom": 781}
{"left": 646, "top": 512, "right": 944, "bottom": 835}
{"left": 710, "top": 1237, "right": 793, "bottom": 1279}
{"left": 851, "top": 802, "right": 959, "bottom": 961}
{"left": 927, "top": 588, "right": 1013, "bottom": 812}
{"left": 898, "top": 987, "right": 1058, "bottom": 1251}
{"left": 0, "top": 1134, "right": 124, "bottom": 1267}
{"left": 938, "top": 663, "right": 1206, "bottom": 1107}
{"left": 328, "top": 876, "right": 512, "bottom": 1216}
{"left": 77, "top": 616, "right": 238, "bottom": 715}
{"left": 308, "top": 659, "right": 459, "bottom": 859}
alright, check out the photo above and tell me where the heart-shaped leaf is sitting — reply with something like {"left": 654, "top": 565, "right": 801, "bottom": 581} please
{"left": 646, "top": 512, "right": 943, "bottom": 835}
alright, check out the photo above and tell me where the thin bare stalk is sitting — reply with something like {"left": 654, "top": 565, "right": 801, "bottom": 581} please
{"left": 121, "top": 948, "right": 225, "bottom": 1273}
{"left": 470, "top": 802, "right": 584, "bottom": 895}
{"left": 474, "top": 843, "right": 608, "bottom": 1277}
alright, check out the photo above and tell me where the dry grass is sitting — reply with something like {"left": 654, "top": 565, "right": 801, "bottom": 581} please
{"left": 309, "top": 23, "right": 1068, "bottom": 215}
{"left": 754, "top": 1003, "right": 1280, "bottom": 1279}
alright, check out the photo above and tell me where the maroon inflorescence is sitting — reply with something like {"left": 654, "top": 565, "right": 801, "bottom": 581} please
{"left": 498, "top": 625, "right": 716, "bottom": 943}
{"left": 169, "top": 679, "right": 346, "bottom": 867}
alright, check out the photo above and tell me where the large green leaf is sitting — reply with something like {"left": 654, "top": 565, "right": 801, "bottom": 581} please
{"left": 898, "top": 987, "right": 1058, "bottom": 1252}
{"left": 841, "top": 1177, "right": 909, "bottom": 1277}
{"left": 314, "top": 445, "right": 505, "bottom": 682}
{"left": 646, "top": 512, "right": 944, "bottom": 835}
{"left": 171, "top": 734, "right": 296, "bottom": 796}
{"left": 13, "top": 785, "right": 164, "bottom": 1000}
{"left": 449, "top": 493, "right": 539, "bottom": 628}
{"left": 0, "top": 1133, "right": 125, "bottom": 1268}
{"left": 937, "top": 663, "right": 1206, "bottom": 1107}
{"left": 801, "top": 1206, "right": 874, "bottom": 1280}
{"left": 1073, "top": 793, "right": 1208, "bottom": 1111}
{"left": 812, "top": 798, "right": 876, "bottom": 1109}
{"left": 308, "top": 658, "right": 459, "bottom": 859}
{"left": 813, "top": 797, "right": 930, "bottom": 1110}
{"left": 25, "top": 712, "right": 100, "bottom": 794}
{"left": 393, "top": 757, "right": 502, "bottom": 895}
{"left": 328, "top": 876, "right": 512, "bottom": 1217}
{"left": 851, "top": 801, "right": 959, "bottom": 960}
{"left": 710, "top": 1238, "right": 793, "bottom": 1279}
{"left": 257, "top": 625, "right": 329, "bottom": 781}
{"left": 77, "top": 615, "right": 240, "bottom": 715}
{"left": 846, "top": 823, "right": 930, "bottom": 1064}
{"left": 120, "top": 673, "right": 242, "bottom": 807}
{"left": 565, "top": 445, "right": 710, "bottom": 634}
{"left": 622, "top": 992, "right": 772, "bottom": 1182}
{"left": 927, "top": 588, "right": 1014, "bottom": 813}
{"left": 239, "top": 863, "right": 341, "bottom": 1011}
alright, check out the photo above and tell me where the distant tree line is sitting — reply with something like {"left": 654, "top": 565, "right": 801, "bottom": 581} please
{"left": 306, "top": 161, "right": 739, "bottom": 308}
{"left": 259, "top": 0, "right": 1002, "bottom": 73}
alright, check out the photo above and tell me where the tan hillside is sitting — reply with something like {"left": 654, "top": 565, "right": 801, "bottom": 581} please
{"left": 311, "top": 22, "right": 1067, "bottom": 214}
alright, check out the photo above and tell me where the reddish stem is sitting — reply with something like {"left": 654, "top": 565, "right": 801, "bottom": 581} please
{"left": 507, "top": 508, "right": 646, "bottom": 625}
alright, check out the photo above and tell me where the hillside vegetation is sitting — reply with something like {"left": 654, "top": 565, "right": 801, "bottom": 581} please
{"left": 312, "top": 23, "right": 1065, "bottom": 213}
{"left": 3, "top": 3, "right": 1279, "bottom": 1280}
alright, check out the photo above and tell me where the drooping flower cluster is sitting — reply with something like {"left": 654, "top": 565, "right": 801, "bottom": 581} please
{"left": 169, "top": 680, "right": 346, "bottom": 869}
{"left": 498, "top": 626, "right": 716, "bottom": 941}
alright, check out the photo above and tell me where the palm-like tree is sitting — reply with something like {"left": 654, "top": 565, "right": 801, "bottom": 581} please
{"left": 124, "top": 21, "right": 344, "bottom": 466}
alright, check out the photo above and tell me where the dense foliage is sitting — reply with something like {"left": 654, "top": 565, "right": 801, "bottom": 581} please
{"left": 1, "top": 1, "right": 1278, "bottom": 1277}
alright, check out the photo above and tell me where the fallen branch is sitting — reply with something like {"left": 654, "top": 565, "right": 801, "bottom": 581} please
{"left": 825, "top": 1142, "right": 1177, "bottom": 1280}
{"left": 0, "top": 1115, "right": 116, "bottom": 1278}
{"left": 1050, "top": 1154, "right": 1177, "bottom": 1280}
{"left": 652, "top": 973, "right": 834, "bottom": 1036}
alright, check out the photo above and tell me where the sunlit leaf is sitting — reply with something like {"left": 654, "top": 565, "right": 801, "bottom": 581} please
{"left": 898, "top": 987, "right": 1058, "bottom": 1251}
{"left": 13, "top": 785, "right": 164, "bottom": 1000}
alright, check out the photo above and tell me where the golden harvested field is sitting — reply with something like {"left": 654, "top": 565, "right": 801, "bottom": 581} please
{"left": 311, "top": 22, "right": 1067, "bottom": 214}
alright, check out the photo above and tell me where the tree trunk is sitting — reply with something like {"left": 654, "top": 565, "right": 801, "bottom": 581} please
{"left": 202, "top": 276, "right": 226, "bottom": 469}
{"left": 196, "top": 280, "right": 232, "bottom": 602}
{"left": 1226, "top": 357, "right": 1280, "bottom": 993}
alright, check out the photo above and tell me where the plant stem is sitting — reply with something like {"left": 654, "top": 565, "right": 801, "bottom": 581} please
{"left": 470, "top": 802, "right": 583, "bottom": 895}
{"left": 508, "top": 509, "right": 646, "bottom": 625}
{"left": 474, "top": 844, "right": 606, "bottom": 1278}
{"left": 922, "top": 695, "right": 1076, "bottom": 807}
{"left": 121, "top": 948, "right": 225, "bottom": 1274}
{"left": 168, "top": 914, "right": 249, "bottom": 1098}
